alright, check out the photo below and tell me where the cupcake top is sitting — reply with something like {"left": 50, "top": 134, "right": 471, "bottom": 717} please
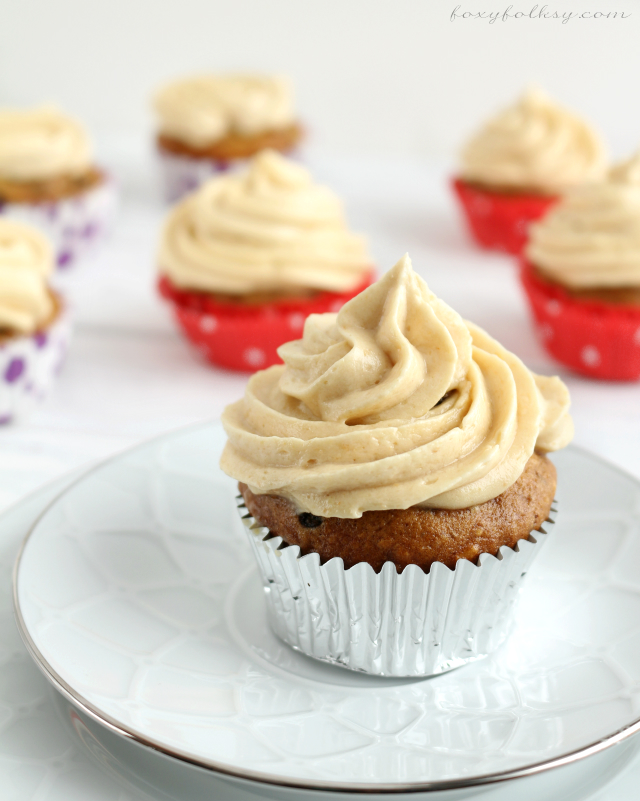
{"left": 221, "top": 254, "right": 573, "bottom": 518}
{"left": 610, "top": 150, "right": 640, "bottom": 185}
{"left": 153, "top": 74, "right": 296, "bottom": 148}
{"left": 526, "top": 156, "right": 640, "bottom": 289}
{"left": 158, "top": 150, "right": 370, "bottom": 296}
{"left": 0, "top": 106, "right": 93, "bottom": 182}
{"left": 0, "top": 220, "right": 54, "bottom": 334}
{"left": 460, "top": 87, "right": 607, "bottom": 195}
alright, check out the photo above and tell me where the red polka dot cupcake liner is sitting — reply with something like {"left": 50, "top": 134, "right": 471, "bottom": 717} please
{"left": 520, "top": 260, "right": 640, "bottom": 382}
{"left": 451, "top": 178, "right": 557, "bottom": 255}
{"left": 0, "top": 302, "right": 72, "bottom": 423}
{"left": 158, "top": 272, "right": 375, "bottom": 372}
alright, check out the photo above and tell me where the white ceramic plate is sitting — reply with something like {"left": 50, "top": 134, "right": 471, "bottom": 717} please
{"left": 13, "top": 423, "right": 640, "bottom": 796}
{"left": 2, "top": 465, "right": 639, "bottom": 801}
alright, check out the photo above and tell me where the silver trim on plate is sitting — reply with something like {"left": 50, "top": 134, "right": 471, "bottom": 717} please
{"left": 12, "top": 427, "right": 640, "bottom": 795}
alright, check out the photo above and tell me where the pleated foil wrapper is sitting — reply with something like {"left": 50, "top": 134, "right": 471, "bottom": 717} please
{"left": 238, "top": 496, "right": 556, "bottom": 677}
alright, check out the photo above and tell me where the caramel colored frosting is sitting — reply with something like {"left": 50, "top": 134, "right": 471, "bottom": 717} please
{"left": 526, "top": 157, "right": 640, "bottom": 289}
{"left": 0, "top": 220, "right": 54, "bottom": 334}
{"left": 159, "top": 150, "right": 370, "bottom": 295}
{"left": 153, "top": 74, "right": 296, "bottom": 148}
{"left": 460, "top": 87, "right": 607, "bottom": 195}
{"left": 0, "top": 106, "right": 93, "bottom": 182}
{"left": 221, "top": 255, "right": 573, "bottom": 517}
{"left": 610, "top": 150, "right": 640, "bottom": 185}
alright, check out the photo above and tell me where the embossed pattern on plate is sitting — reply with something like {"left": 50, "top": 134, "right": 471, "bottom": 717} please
{"left": 14, "top": 424, "right": 640, "bottom": 791}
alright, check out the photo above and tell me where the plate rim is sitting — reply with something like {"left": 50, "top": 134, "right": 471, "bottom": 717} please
{"left": 12, "top": 422, "right": 640, "bottom": 795}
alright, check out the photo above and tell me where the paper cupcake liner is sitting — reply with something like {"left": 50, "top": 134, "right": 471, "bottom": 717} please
{"left": 520, "top": 260, "right": 640, "bottom": 381}
{"left": 158, "top": 272, "right": 375, "bottom": 372}
{"left": 0, "top": 176, "right": 117, "bottom": 270}
{"left": 238, "top": 497, "right": 556, "bottom": 677}
{"left": 0, "top": 302, "right": 72, "bottom": 424}
{"left": 157, "top": 147, "right": 300, "bottom": 203}
{"left": 452, "top": 178, "right": 557, "bottom": 255}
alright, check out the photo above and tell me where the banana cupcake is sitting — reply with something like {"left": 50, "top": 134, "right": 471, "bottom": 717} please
{"left": 522, "top": 151, "right": 640, "bottom": 381}
{"left": 0, "top": 106, "right": 116, "bottom": 268}
{"left": 453, "top": 87, "right": 607, "bottom": 254}
{"left": 153, "top": 74, "right": 303, "bottom": 202}
{"left": 158, "top": 150, "right": 373, "bottom": 371}
{"left": 222, "top": 254, "right": 573, "bottom": 676}
{"left": 0, "top": 219, "right": 72, "bottom": 421}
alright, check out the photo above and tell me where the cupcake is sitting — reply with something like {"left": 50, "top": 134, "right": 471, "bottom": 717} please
{"left": 453, "top": 87, "right": 607, "bottom": 254}
{"left": 158, "top": 150, "right": 373, "bottom": 372}
{"left": 521, "top": 152, "right": 640, "bottom": 381}
{"left": 0, "top": 106, "right": 116, "bottom": 268}
{"left": 153, "top": 74, "right": 303, "bottom": 202}
{"left": 0, "top": 219, "right": 72, "bottom": 422}
{"left": 221, "top": 254, "right": 573, "bottom": 676}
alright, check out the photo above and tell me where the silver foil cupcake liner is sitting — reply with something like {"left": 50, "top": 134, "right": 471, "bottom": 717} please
{"left": 238, "top": 496, "right": 556, "bottom": 677}
{"left": 0, "top": 304, "right": 72, "bottom": 424}
{"left": 0, "top": 176, "right": 117, "bottom": 270}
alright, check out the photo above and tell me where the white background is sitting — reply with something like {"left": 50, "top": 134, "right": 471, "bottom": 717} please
{"left": 0, "top": 2, "right": 639, "bottom": 499}
{"left": 1, "top": 0, "right": 640, "bottom": 159}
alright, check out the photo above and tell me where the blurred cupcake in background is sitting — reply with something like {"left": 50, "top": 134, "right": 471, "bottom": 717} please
{"left": 158, "top": 150, "right": 373, "bottom": 371}
{"left": 452, "top": 87, "right": 607, "bottom": 254}
{"left": 0, "top": 106, "right": 116, "bottom": 269}
{"left": 521, "top": 151, "right": 640, "bottom": 381}
{"left": 0, "top": 219, "right": 72, "bottom": 422}
{"left": 153, "top": 74, "right": 303, "bottom": 202}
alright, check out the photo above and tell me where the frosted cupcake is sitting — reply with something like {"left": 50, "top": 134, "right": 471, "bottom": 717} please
{"left": 222, "top": 254, "right": 573, "bottom": 676}
{"left": 0, "top": 220, "right": 72, "bottom": 421}
{"left": 153, "top": 74, "right": 303, "bottom": 202}
{"left": 453, "top": 87, "right": 607, "bottom": 254}
{"left": 0, "top": 106, "right": 116, "bottom": 268}
{"left": 522, "top": 152, "right": 640, "bottom": 380}
{"left": 158, "top": 150, "right": 373, "bottom": 371}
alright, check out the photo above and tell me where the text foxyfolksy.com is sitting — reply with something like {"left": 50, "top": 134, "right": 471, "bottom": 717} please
{"left": 450, "top": 4, "right": 632, "bottom": 23}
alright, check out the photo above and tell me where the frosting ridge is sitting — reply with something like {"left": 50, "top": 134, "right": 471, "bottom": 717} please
{"left": 154, "top": 74, "right": 295, "bottom": 147}
{"left": 0, "top": 106, "right": 93, "bottom": 182}
{"left": 460, "top": 87, "right": 607, "bottom": 194}
{"left": 526, "top": 172, "right": 640, "bottom": 289}
{"left": 0, "top": 220, "right": 54, "bottom": 334}
{"left": 221, "top": 255, "right": 573, "bottom": 517}
{"left": 159, "top": 150, "right": 370, "bottom": 295}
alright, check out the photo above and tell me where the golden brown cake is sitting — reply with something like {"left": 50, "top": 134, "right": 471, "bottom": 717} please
{"left": 222, "top": 254, "right": 573, "bottom": 570}
{"left": 240, "top": 452, "right": 555, "bottom": 573}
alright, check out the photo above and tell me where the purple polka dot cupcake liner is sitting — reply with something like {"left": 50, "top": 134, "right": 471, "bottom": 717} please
{"left": 0, "top": 176, "right": 117, "bottom": 270}
{"left": 0, "top": 306, "right": 72, "bottom": 424}
{"left": 157, "top": 149, "right": 241, "bottom": 203}
{"left": 157, "top": 147, "right": 303, "bottom": 203}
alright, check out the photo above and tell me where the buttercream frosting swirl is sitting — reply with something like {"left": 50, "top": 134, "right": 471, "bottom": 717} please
{"left": 159, "top": 150, "right": 370, "bottom": 295}
{"left": 460, "top": 87, "right": 607, "bottom": 194}
{"left": 0, "top": 106, "right": 93, "bottom": 182}
{"left": 610, "top": 151, "right": 640, "bottom": 185}
{"left": 0, "top": 220, "right": 54, "bottom": 334}
{"left": 153, "top": 74, "right": 296, "bottom": 148}
{"left": 221, "top": 254, "right": 573, "bottom": 517}
{"left": 526, "top": 161, "right": 640, "bottom": 289}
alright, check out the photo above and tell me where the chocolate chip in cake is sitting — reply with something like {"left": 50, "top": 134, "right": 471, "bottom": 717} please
{"left": 298, "top": 513, "right": 324, "bottom": 528}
